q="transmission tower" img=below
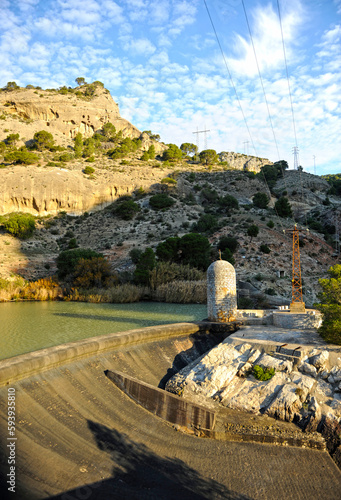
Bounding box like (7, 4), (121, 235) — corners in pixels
(192, 127), (210, 152)
(285, 225), (306, 312)
(313, 155), (316, 175)
(292, 146), (299, 170)
(243, 141), (250, 156)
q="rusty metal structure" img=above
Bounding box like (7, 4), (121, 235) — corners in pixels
(289, 225), (306, 313)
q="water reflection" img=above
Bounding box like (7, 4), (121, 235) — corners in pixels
(0, 302), (206, 361)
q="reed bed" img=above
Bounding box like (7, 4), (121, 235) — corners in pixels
(65, 284), (149, 303)
(153, 280), (207, 304)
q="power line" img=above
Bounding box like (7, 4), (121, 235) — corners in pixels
(203, 0), (288, 232)
(277, 0), (298, 150)
(241, 0), (281, 161)
(203, 0), (257, 157)
(192, 127), (210, 152)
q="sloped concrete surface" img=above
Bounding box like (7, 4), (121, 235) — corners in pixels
(0, 324), (340, 499)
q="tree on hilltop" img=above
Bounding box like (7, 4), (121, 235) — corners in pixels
(75, 77), (86, 86)
(143, 130), (161, 141)
(199, 149), (218, 165)
(162, 144), (182, 161)
(180, 143), (198, 157)
(4, 82), (19, 91)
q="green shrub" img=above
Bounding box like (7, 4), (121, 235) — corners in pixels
(247, 224), (259, 240)
(68, 238), (78, 249)
(178, 233), (211, 270)
(83, 165), (95, 175)
(33, 130), (55, 150)
(221, 248), (235, 265)
(149, 194), (175, 210)
(57, 248), (103, 279)
(4, 149), (39, 165)
(113, 199), (140, 220)
(274, 197), (292, 218)
(161, 177), (177, 185)
(156, 233), (211, 271)
(253, 365), (275, 381)
(192, 214), (218, 234)
(316, 264), (341, 344)
(267, 220), (274, 228)
(218, 194), (239, 212)
(253, 192), (269, 209)
(134, 248), (156, 285)
(73, 257), (116, 288)
(57, 152), (73, 162)
(2, 213), (35, 238)
(260, 244), (271, 254)
(129, 248), (143, 264)
(218, 236), (239, 254)
(162, 144), (182, 161)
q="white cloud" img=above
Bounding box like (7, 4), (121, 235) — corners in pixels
(122, 38), (156, 56)
(227, 2), (304, 77)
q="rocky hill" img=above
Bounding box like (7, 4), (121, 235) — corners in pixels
(0, 83), (340, 305)
(0, 84), (139, 146)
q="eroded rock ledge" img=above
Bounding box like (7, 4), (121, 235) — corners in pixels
(166, 337), (341, 465)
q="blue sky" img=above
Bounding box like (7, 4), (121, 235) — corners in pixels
(1, 0), (340, 175)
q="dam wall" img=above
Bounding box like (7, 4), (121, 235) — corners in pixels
(0, 322), (340, 500)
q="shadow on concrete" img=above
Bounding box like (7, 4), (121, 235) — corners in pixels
(52, 311), (186, 327)
(158, 331), (226, 389)
(48, 420), (249, 500)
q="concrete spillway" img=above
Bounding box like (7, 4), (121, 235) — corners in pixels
(0, 322), (340, 499)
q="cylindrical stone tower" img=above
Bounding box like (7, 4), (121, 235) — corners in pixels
(207, 259), (237, 322)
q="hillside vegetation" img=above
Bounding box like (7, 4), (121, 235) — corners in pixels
(0, 81), (340, 308)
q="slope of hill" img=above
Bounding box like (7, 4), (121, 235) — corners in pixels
(0, 83), (340, 305)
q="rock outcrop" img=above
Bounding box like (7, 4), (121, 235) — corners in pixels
(0, 86), (141, 145)
(0, 165), (151, 216)
(219, 151), (272, 173)
(166, 338), (341, 464)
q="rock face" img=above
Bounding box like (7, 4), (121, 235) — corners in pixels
(0, 87), (140, 145)
(0, 165), (144, 216)
(166, 338), (341, 463)
(219, 152), (272, 173)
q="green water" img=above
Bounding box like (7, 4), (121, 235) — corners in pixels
(0, 301), (206, 361)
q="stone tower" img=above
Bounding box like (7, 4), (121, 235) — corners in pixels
(207, 259), (237, 322)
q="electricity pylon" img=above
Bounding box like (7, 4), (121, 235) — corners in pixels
(285, 225), (306, 313)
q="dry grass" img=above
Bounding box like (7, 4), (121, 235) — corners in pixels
(0, 277), (61, 301)
(65, 284), (149, 303)
(154, 280), (207, 303)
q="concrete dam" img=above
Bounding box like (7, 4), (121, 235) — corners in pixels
(0, 322), (340, 500)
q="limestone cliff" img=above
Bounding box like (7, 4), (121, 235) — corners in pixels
(0, 86), (141, 146)
(0, 165), (168, 216)
(219, 151), (272, 172)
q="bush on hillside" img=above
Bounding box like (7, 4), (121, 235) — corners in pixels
(4, 149), (39, 165)
(149, 194), (175, 210)
(113, 199), (140, 220)
(73, 257), (117, 288)
(253, 192), (269, 209)
(274, 196), (292, 218)
(2, 213), (36, 238)
(316, 264), (341, 345)
(56, 248), (103, 279)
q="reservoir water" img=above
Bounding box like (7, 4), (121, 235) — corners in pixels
(0, 301), (206, 361)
